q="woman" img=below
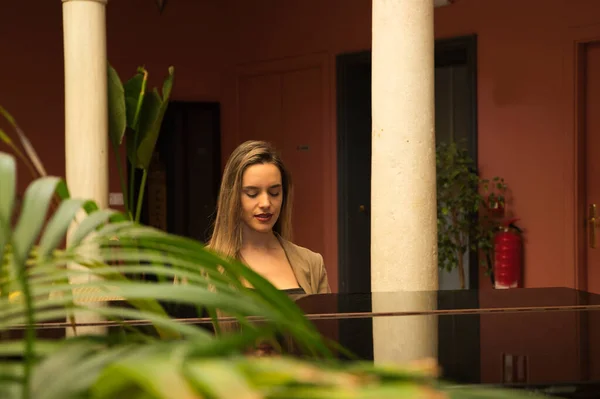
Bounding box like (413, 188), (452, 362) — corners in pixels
(208, 140), (331, 295)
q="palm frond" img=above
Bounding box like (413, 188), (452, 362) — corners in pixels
(0, 144), (552, 399)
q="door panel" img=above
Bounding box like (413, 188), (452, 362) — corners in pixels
(281, 67), (325, 254)
(238, 74), (282, 146)
(237, 66), (327, 263)
(583, 41), (600, 381)
(585, 42), (600, 295)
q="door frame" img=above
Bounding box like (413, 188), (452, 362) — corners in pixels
(336, 34), (479, 293)
(336, 49), (371, 294)
(567, 23), (600, 383)
(569, 25), (600, 291)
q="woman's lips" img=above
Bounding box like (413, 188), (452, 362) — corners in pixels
(254, 213), (273, 223)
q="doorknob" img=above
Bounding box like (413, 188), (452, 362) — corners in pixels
(589, 204), (600, 248)
(359, 205), (366, 213)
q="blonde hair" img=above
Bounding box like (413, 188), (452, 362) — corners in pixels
(207, 140), (293, 259)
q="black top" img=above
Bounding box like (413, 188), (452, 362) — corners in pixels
(282, 287), (306, 297)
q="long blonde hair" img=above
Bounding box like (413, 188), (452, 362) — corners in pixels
(207, 140), (293, 259)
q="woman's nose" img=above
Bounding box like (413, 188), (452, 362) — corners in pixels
(258, 193), (271, 208)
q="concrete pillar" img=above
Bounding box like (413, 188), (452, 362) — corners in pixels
(371, 0), (438, 293)
(62, 0), (109, 335)
(372, 291), (438, 365)
(370, 0), (438, 365)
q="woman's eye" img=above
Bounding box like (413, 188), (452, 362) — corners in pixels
(269, 191), (281, 197)
(246, 192), (258, 198)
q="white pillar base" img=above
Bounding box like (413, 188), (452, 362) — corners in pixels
(372, 291), (438, 365)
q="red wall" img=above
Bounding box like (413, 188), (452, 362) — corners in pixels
(3, 0), (600, 291)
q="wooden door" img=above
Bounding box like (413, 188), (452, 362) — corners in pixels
(581, 39), (600, 382)
(235, 56), (333, 288)
(584, 42), (600, 294)
(237, 68), (325, 255)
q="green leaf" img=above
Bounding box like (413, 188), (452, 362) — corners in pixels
(0, 127), (13, 145)
(12, 177), (61, 263)
(162, 66), (174, 100)
(135, 67), (174, 170)
(123, 71), (147, 131)
(31, 341), (137, 399)
(66, 209), (116, 249)
(0, 152), (16, 236)
(92, 352), (198, 399)
(38, 199), (89, 260)
(107, 64), (127, 147)
(183, 358), (256, 398)
(0, 106), (47, 177)
(123, 70), (147, 167)
(0, 152), (16, 297)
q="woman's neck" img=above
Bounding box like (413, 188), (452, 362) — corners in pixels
(241, 225), (279, 250)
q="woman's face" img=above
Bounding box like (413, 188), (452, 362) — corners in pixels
(240, 163), (283, 234)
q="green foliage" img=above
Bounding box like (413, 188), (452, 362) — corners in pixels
(107, 64), (174, 223)
(482, 176), (508, 212)
(436, 141), (501, 288)
(0, 148), (332, 397)
(0, 109), (544, 398)
(0, 147), (548, 398)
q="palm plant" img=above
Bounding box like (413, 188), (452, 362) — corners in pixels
(0, 111), (548, 398)
(107, 64), (174, 223)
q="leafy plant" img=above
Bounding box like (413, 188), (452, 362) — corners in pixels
(482, 176), (508, 213)
(436, 141), (504, 289)
(0, 148), (333, 397)
(107, 64), (174, 223)
(0, 111), (545, 398)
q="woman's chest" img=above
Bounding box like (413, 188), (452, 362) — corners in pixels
(241, 249), (299, 289)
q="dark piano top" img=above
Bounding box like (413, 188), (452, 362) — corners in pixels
(295, 287), (600, 320)
(5, 287), (600, 398)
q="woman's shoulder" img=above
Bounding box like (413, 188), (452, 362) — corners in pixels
(278, 237), (323, 266)
(277, 235), (331, 294)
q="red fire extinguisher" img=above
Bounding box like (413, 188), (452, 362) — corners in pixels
(493, 218), (523, 289)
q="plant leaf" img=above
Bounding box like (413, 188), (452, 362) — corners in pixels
(0, 106), (47, 177)
(38, 199), (90, 260)
(123, 70), (147, 131)
(135, 67), (174, 170)
(31, 341), (136, 399)
(12, 177), (61, 263)
(107, 64), (127, 147)
(66, 209), (116, 249)
(123, 70), (147, 166)
(0, 152), (16, 239)
(92, 352), (199, 399)
(0, 152), (16, 296)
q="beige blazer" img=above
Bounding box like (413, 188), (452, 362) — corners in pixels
(277, 236), (331, 295)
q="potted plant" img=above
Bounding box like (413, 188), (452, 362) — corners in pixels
(436, 141), (504, 289)
(107, 64), (174, 224)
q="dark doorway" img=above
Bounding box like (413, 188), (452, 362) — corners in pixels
(336, 36), (480, 379)
(336, 35), (479, 294)
(141, 101), (222, 243)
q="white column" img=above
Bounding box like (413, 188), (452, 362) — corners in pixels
(370, 0), (438, 366)
(371, 0), (438, 293)
(62, 0), (109, 335)
(371, 291), (438, 365)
